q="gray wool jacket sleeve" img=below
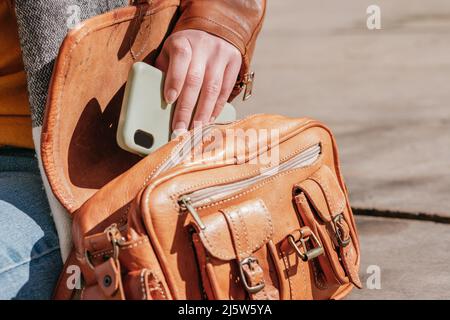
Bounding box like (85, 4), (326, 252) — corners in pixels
(14, 0), (128, 128)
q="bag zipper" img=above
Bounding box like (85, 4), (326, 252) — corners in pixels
(152, 119), (239, 177)
(179, 144), (321, 229)
(152, 125), (215, 177)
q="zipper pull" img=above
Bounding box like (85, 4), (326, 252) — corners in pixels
(242, 72), (255, 101)
(234, 71), (254, 101)
(179, 195), (206, 230)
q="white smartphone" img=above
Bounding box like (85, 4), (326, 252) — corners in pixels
(117, 62), (236, 156)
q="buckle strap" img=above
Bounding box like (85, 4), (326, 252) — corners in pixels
(332, 214), (362, 288)
(220, 200), (273, 297)
(84, 224), (126, 299)
(94, 257), (125, 299)
(84, 224), (125, 270)
(340, 241), (363, 288)
(288, 226), (324, 262)
(332, 214), (351, 247)
(238, 257), (266, 295)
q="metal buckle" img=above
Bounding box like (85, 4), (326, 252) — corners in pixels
(85, 224), (124, 270)
(238, 256), (265, 294)
(288, 228), (324, 262)
(332, 214), (351, 247)
(242, 72), (255, 101)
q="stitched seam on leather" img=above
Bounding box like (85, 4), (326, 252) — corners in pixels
(135, 136), (188, 205)
(90, 238), (149, 258)
(342, 246), (359, 284)
(201, 165), (317, 212)
(46, 23), (93, 209)
(170, 142), (322, 209)
(92, 249), (114, 258)
(144, 269), (167, 300)
(201, 200), (273, 260)
(140, 269), (147, 300)
(235, 208), (250, 257)
(257, 199), (274, 249)
(301, 257), (307, 300)
(256, 263), (270, 300)
(185, 160), (322, 214)
(143, 151), (177, 188)
(121, 238), (149, 249)
(252, 269), (269, 300)
(281, 253), (294, 299)
(345, 256), (358, 281)
(149, 273), (167, 300)
(311, 173), (345, 215)
(317, 175), (337, 213)
(200, 231), (233, 260)
(145, 115), (256, 205)
(226, 210), (243, 259)
(48, 20), (120, 209)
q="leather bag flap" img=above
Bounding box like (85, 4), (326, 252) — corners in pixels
(295, 166), (346, 222)
(41, 1), (179, 213)
(198, 199), (273, 261)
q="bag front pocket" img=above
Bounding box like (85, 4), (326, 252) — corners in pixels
(191, 199), (281, 300)
(293, 165), (362, 290)
(179, 144), (322, 300)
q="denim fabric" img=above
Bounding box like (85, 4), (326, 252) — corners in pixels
(0, 147), (62, 299)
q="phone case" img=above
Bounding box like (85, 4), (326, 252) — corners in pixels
(117, 62), (236, 156)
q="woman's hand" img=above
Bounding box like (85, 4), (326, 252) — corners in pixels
(155, 29), (242, 136)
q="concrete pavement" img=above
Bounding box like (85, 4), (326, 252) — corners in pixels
(348, 216), (450, 299)
(235, 0), (450, 217)
(233, 0), (450, 299)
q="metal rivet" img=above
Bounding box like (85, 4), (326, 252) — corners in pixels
(103, 275), (112, 288)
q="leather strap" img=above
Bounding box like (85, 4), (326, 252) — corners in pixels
(84, 224), (126, 299)
(221, 202), (270, 300)
(142, 269), (169, 300)
(124, 0), (155, 61)
(240, 258), (269, 300)
(94, 257), (125, 299)
(335, 218), (362, 288)
(123, 269), (169, 300)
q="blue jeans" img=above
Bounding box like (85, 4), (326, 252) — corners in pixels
(0, 147), (62, 299)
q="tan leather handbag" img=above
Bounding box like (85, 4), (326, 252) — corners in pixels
(42, 0), (361, 300)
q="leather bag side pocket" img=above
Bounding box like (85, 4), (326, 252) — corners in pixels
(294, 166), (362, 289)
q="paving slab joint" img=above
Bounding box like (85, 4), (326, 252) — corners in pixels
(353, 208), (450, 225)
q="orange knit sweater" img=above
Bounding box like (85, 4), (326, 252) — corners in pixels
(0, 0), (33, 149)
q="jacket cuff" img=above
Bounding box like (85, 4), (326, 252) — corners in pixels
(173, 1), (266, 101)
